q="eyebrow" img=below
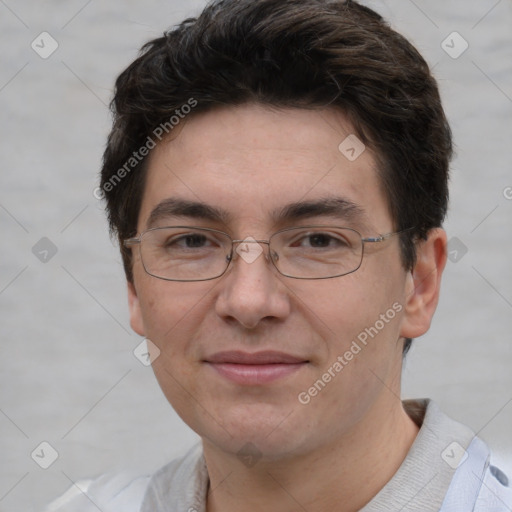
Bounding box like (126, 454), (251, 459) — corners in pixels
(272, 197), (367, 226)
(146, 196), (368, 229)
(147, 198), (231, 228)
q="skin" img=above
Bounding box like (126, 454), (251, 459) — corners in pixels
(127, 104), (447, 512)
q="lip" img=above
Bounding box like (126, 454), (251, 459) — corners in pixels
(204, 351), (309, 385)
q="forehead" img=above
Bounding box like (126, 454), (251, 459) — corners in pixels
(138, 104), (391, 233)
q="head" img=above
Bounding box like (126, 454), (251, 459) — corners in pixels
(100, 0), (451, 459)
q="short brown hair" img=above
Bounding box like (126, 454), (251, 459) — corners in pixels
(100, 0), (453, 354)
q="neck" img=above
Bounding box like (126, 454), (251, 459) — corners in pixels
(204, 398), (420, 512)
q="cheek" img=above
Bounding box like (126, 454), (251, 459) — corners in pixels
(137, 280), (218, 361)
(297, 269), (405, 355)
(140, 284), (213, 419)
(296, 302), (404, 433)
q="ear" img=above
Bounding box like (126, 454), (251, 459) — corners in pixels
(127, 280), (145, 336)
(400, 228), (447, 339)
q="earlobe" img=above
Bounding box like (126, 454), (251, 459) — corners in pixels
(400, 228), (447, 339)
(127, 280), (146, 336)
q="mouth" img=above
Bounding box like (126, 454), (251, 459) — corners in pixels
(204, 351), (309, 385)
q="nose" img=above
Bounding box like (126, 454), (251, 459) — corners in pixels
(214, 239), (291, 330)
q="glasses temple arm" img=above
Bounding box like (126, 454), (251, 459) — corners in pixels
(123, 238), (141, 247)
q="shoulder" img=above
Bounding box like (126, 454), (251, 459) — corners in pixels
(402, 400), (511, 511)
(438, 426), (512, 511)
(43, 472), (151, 512)
(140, 443), (208, 511)
(474, 462), (512, 511)
(42, 445), (205, 512)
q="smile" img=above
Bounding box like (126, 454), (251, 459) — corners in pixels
(204, 351), (309, 385)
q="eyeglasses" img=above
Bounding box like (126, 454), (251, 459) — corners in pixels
(124, 225), (407, 281)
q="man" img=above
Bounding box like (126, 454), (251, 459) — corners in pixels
(47, 0), (511, 510)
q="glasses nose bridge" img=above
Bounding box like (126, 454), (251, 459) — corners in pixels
(231, 238), (270, 246)
(229, 238), (274, 266)
(230, 238), (271, 254)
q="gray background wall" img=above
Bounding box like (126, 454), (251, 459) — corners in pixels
(1, 1), (511, 511)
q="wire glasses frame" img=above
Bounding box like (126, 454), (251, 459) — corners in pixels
(124, 225), (410, 282)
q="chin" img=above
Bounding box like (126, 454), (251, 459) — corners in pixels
(194, 402), (313, 459)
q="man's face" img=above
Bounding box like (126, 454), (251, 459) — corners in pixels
(128, 104), (415, 459)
